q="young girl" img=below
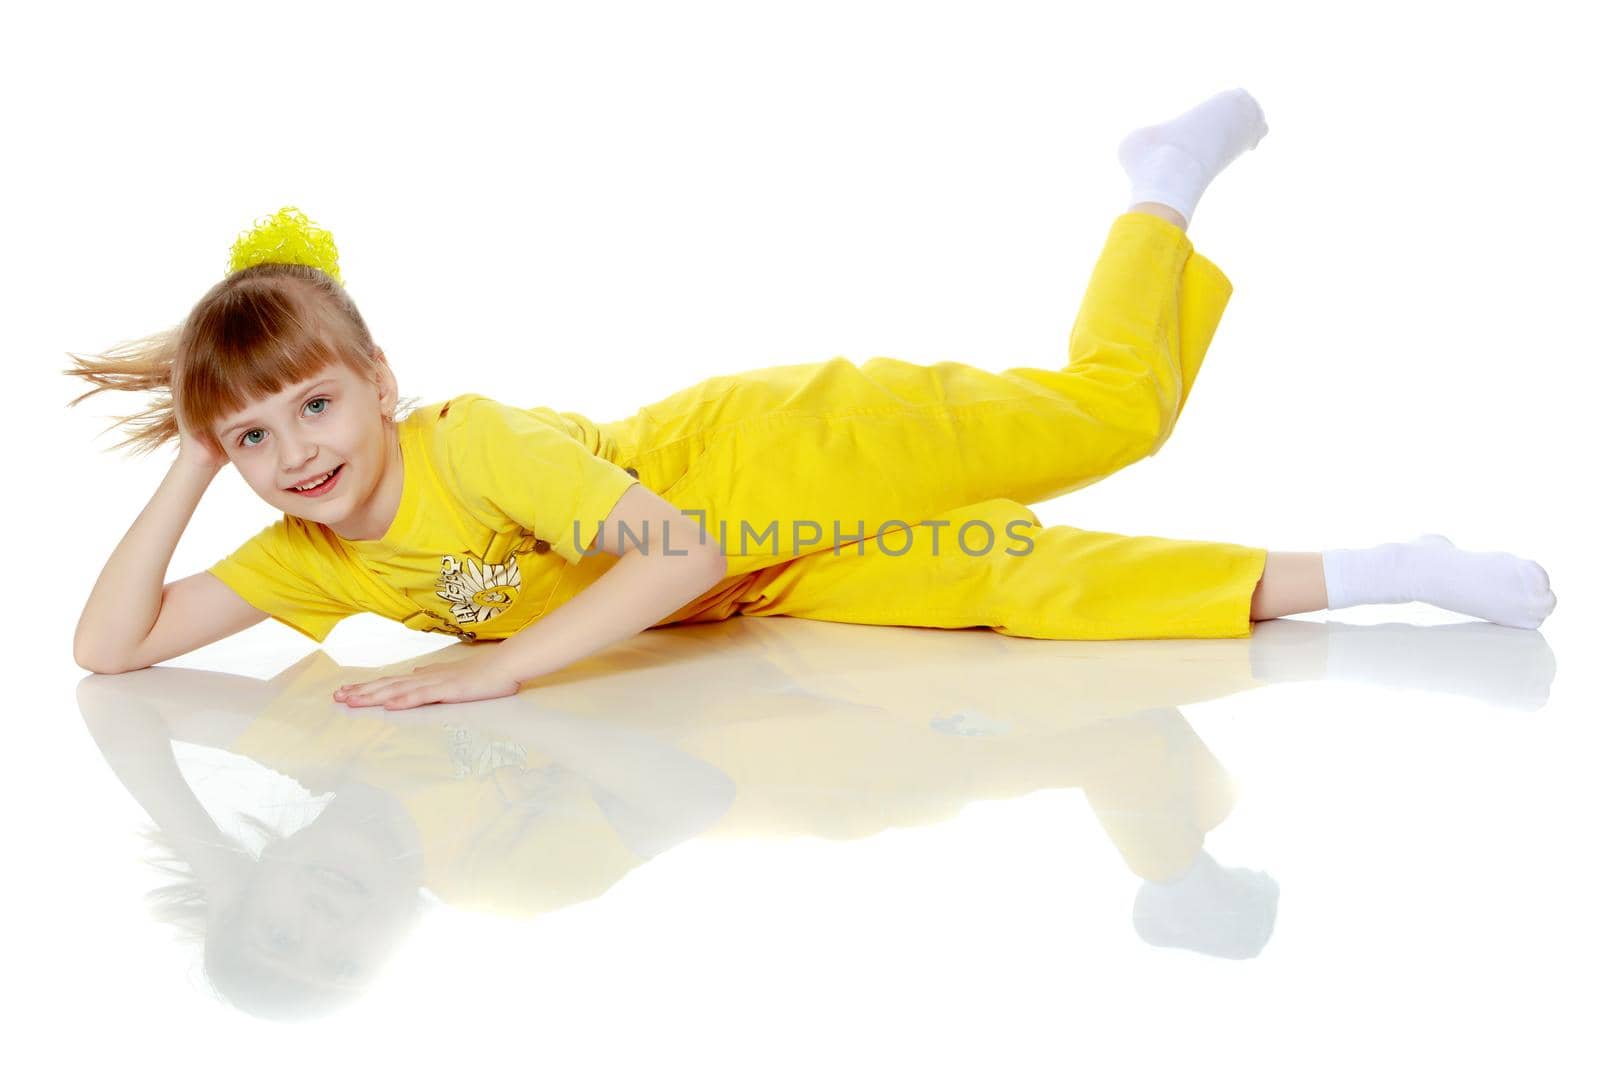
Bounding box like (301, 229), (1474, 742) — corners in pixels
(68, 88), (1557, 710)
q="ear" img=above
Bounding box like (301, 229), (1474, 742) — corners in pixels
(372, 349), (400, 417)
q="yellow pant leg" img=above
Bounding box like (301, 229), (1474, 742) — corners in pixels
(700, 498), (1267, 640)
(599, 211), (1233, 575)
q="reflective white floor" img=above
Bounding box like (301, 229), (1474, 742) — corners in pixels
(21, 604), (1595, 1059)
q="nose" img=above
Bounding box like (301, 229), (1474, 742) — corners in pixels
(280, 431), (320, 473)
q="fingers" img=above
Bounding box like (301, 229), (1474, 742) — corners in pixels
(335, 675), (436, 709)
(335, 661), (463, 702)
(371, 684), (439, 710)
(337, 672), (421, 699)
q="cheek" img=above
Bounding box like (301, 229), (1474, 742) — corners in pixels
(233, 456), (276, 494)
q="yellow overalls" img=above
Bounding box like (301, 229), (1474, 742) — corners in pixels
(574, 210), (1268, 640)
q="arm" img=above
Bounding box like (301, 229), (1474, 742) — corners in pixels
(76, 673), (242, 884)
(73, 450), (234, 673)
(80, 660), (277, 748)
(484, 482), (728, 686)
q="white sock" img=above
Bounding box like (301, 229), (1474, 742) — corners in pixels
(1321, 534), (1557, 630)
(1118, 87), (1269, 226)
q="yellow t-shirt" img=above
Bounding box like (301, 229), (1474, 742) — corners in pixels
(207, 393), (641, 643)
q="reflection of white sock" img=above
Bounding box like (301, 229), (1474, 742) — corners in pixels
(1323, 621), (1557, 712)
(1118, 88), (1269, 225)
(1132, 851), (1280, 960)
(1321, 534), (1558, 630)
(1249, 618), (1557, 712)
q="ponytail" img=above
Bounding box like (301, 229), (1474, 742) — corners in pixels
(63, 324), (187, 459)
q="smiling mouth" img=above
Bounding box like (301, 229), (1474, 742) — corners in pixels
(287, 464), (345, 494)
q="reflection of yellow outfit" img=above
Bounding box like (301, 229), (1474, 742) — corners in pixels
(212, 210), (1267, 643)
(599, 210), (1268, 639)
(236, 651), (646, 917)
(222, 614), (1257, 917)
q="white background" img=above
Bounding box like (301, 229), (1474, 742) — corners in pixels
(5, 1), (1595, 1062)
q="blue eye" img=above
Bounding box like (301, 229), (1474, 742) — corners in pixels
(236, 396), (332, 448)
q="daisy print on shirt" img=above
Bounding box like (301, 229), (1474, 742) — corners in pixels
(404, 529), (559, 642)
(436, 553), (521, 627)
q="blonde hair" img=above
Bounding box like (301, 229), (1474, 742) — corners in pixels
(63, 208), (419, 459)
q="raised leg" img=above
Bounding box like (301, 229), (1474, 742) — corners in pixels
(630, 211), (1238, 575)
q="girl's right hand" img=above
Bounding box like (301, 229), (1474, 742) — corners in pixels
(176, 423), (229, 474)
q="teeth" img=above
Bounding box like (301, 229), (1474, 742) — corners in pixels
(291, 467), (337, 491)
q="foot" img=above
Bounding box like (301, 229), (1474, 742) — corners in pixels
(1403, 533), (1557, 629)
(1118, 87), (1269, 225)
(1323, 534), (1558, 630)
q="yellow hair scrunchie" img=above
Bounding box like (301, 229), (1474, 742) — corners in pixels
(225, 205), (343, 286)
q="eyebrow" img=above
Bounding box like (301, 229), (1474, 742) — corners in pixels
(221, 379), (338, 438)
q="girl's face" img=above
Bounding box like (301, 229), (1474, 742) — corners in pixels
(212, 782), (424, 991)
(216, 353), (402, 540)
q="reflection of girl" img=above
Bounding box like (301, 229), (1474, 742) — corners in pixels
(69, 88), (1554, 709)
(80, 619), (1283, 1017)
(77, 667), (427, 1022)
(76, 650), (731, 1020)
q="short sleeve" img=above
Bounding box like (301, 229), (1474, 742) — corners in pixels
(207, 518), (360, 643)
(444, 395), (640, 566)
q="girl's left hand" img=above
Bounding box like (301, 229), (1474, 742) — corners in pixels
(334, 661), (522, 710)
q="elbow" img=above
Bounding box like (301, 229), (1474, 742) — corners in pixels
(700, 542), (729, 583)
(632, 541), (725, 585)
(663, 518), (726, 582)
(72, 638), (105, 674)
(75, 654), (130, 676)
(684, 532), (728, 585)
(73, 641), (137, 676)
